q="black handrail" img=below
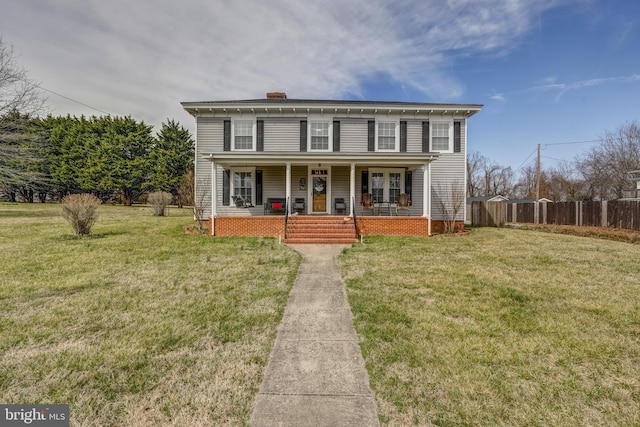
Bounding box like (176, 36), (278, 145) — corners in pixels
(284, 197), (290, 240)
(352, 196), (359, 239)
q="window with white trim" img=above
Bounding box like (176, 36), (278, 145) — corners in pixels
(310, 122), (329, 150)
(233, 120), (254, 150)
(369, 168), (405, 203)
(231, 167), (255, 203)
(378, 122), (396, 151)
(431, 122), (451, 152)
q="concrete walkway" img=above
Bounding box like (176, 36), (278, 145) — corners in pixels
(250, 244), (380, 427)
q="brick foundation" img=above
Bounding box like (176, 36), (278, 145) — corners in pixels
(205, 216), (464, 238)
(357, 217), (429, 237)
(211, 216), (285, 237)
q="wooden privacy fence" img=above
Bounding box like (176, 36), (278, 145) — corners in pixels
(471, 201), (506, 227)
(504, 200), (640, 231)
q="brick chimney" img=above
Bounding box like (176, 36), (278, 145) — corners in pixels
(266, 91), (287, 99)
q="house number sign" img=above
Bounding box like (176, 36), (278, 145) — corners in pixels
(311, 169), (328, 175)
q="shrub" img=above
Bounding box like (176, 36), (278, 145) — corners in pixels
(61, 194), (102, 235)
(148, 191), (173, 216)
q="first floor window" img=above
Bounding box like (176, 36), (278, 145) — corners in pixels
(310, 122), (329, 150)
(233, 170), (253, 203)
(389, 172), (401, 204)
(371, 172), (384, 202)
(234, 120), (253, 150)
(378, 122), (396, 150)
(432, 122), (450, 152)
(369, 168), (405, 203)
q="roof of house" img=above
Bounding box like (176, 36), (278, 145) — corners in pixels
(467, 195), (508, 203)
(506, 198), (554, 204)
(182, 97), (483, 118)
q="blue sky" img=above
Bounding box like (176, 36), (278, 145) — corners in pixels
(1, 0), (639, 175)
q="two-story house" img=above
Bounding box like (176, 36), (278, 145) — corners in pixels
(182, 93), (482, 242)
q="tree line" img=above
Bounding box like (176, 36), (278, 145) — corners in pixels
(0, 112), (194, 205)
(467, 121), (640, 201)
(0, 37), (194, 206)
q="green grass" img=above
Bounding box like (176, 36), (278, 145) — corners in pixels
(0, 203), (300, 426)
(340, 229), (640, 426)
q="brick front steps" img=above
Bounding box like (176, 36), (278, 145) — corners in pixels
(284, 216), (358, 244)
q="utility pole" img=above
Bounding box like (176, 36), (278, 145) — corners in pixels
(536, 143), (541, 201)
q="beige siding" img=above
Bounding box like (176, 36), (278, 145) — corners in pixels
(195, 118), (224, 218)
(263, 118), (300, 152)
(331, 166), (351, 214)
(340, 119), (368, 153)
(406, 120), (423, 153)
(430, 119), (466, 221)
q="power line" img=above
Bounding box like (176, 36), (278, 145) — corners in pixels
(33, 83), (113, 116)
(542, 139), (602, 148)
(515, 147), (538, 172)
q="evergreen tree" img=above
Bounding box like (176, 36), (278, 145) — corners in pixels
(147, 119), (194, 206)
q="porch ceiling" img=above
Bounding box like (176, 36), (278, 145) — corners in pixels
(202, 152), (438, 168)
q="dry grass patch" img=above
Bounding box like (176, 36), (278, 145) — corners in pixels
(340, 229), (640, 426)
(0, 203), (300, 426)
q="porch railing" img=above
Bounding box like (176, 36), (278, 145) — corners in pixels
(352, 196), (359, 239)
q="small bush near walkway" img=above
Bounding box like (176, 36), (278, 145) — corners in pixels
(148, 191), (173, 216)
(61, 193), (101, 235)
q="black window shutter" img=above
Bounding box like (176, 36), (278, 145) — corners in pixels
(367, 120), (375, 151)
(257, 120), (264, 151)
(300, 120), (307, 152)
(405, 171), (412, 200)
(361, 170), (368, 194)
(222, 169), (230, 205)
(400, 121), (407, 152)
(223, 120), (231, 151)
(256, 170), (263, 205)
(333, 120), (340, 152)
(454, 121), (461, 153)
(422, 121), (429, 153)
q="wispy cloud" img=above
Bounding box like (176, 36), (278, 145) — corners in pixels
(524, 74), (640, 100)
(0, 0), (576, 129)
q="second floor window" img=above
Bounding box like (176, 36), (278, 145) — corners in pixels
(432, 122), (450, 152)
(378, 122), (396, 151)
(310, 122), (329, 150)
(234, 120), (253, 150)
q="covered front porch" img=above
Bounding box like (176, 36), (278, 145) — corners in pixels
(204, 152), (437, 237)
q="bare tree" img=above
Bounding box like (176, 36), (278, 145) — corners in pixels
(0, 37), (45, 116)
(546, 162), (592, 201)
(467, 151), (515, 198)
(436, 180), (466, 233)
(193, 177), (210, 230)
(466, 150), (484, 197)
(577, 121), (640, 200)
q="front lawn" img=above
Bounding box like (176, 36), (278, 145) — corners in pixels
(340, 229), (640, 426)
(0, 203), (299, 426)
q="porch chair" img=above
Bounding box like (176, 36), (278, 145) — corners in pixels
(232, 194), (253, 208)
(293, 197), (305, 214)
(360, 192), (375, 215)
(396, 193), (412, 216)
(334, 197), (347, 215)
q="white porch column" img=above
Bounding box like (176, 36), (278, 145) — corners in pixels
(423, 162), (431, 235)
(211, 161), (217, 236)
(349, 162), (356, 216)
(285, 161), (292, 213)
